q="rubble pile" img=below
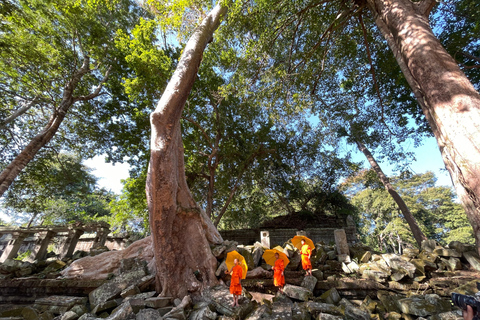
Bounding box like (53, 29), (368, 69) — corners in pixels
(0, 236), (479, 320)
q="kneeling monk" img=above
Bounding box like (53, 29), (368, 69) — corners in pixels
(300, 239), (313, 276)
(273, 252), (285, 294)
(226, 258), (243, 307)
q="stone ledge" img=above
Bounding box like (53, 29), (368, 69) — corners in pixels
(0, 278), (106, 303)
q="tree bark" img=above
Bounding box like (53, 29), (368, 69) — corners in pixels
(355, 139), (427, 247)
(0, 57), (104, 197)
(146, 2), (227, 298)
(369, 0), (480, 254)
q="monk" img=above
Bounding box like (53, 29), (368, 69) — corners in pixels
(225, 258), (243, 307)
(300, 239), (313, 276)
(273, 252), (285, 294)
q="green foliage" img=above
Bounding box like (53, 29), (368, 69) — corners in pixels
(2, 152), (113, 226)
(344, 170), (473, 251)
(108, 171), (149, 235)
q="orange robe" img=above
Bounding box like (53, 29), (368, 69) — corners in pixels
(230, 265), (243, 295)
(273, 258), (285, 287)
(300, 244), (312, 270)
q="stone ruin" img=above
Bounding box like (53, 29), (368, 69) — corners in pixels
(0, 222), (128, 264)
(0, 229), (479, 320)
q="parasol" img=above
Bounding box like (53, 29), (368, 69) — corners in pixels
(225, 250), (248, 279)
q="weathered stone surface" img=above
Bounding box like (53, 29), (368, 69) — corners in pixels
(421, 240), (437, 253)
(237, 247), (255, 271)
(61, 311), (79, 320)
(188, 304), (217, 320)
(291, 302), (310, 320)
(396, 294), (451, 317)
(314, 314), (342, 320)
(334, 229), (349, 256)
(463, 251), (480, 272)
(340, 298), (370, 320)
(145, 297), (172, 309)
(203, 285), (254, 318)
(448, 242), (465, 254)
(61, 236), (155, 280)
(381, 254), (416, 278)
(247, 267), (272, 279)
(77, 314), (99, 320)
(337, 254), (351, 263)
(89, 268), (148, 307)
(433, 248), (462, 258)
(244, 304), (272, 320)
(252, 243), (265, 268)
(109, 301), (134, 320)
(270, 302), (292, 319)
(360, 251), (372, 264)
(285, 252), (301, 271)
(301, 275), (317, 292)
(91, 300), (118, 315)
(21, 307), (39, 320)
(362, 270), (389, 282)
(34, 296), (88, 315)
(120, 285), (140, 298)
(311, 247), (328, 266)
(283, 284), (313, 302)
(0, 259), (22, 274)
(361, 295), (377, 314)
(305, 301), (343, 317)
(311, 269), (323, 281)
(342, 261), (359, 274)
(377, 291), (402, 313)
(135, 308), (163, 320)
(319, 288), (341, 305)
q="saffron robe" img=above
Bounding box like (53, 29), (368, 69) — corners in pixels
(230, 265), (243, 295)
(273, 258), (285, 287)
(300, 244), (312, 270)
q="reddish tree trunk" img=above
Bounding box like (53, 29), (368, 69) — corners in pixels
(147, 3), (227, 298)
(355, 139), (427, 247)
(370, 0), (480, 254)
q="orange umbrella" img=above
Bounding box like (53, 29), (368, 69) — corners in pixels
(225, 250), (248, 279)
(291, 235), (315, 251)
(262, 247), (290, 267)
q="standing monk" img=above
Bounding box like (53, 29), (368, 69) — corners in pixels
(300, 239), (313, 276)
(225, 258), (243, 307)
(273, 252), (285, 294)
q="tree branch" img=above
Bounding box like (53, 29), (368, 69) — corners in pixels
(416, 0), (437, 17)
(0, 96), (39, 130)
(73, 65), (112, 102)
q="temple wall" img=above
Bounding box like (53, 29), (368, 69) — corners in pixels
(219, 226), (357, 247)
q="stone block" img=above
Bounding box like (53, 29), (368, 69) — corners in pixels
(34, 296), (88, 315)
(109, 301), (134, 320)
(283, 284), (313, 302)
(463, 251), (480, 272)
(144, 297), (172, 309)
(301, 275), (317, 292)
(396, 294), (451, 317)
(305, 301), (343, 317)
(319, 288), (341, 305)
(21, 307), (39, 320)
(120, 285), (140, 298)
(135, 308), (162, 320)
(60, 311), (79, 320)
(433, 248), (462, 258)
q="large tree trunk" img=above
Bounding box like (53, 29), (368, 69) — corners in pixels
(0, 57), (99, 197)
(355, 139), (427, 247)
(369, 0), (480, 254)
(147, 3), (227, 298)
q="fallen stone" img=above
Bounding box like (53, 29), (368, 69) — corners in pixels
(334, 229), (350, 256)
(463, 251), (480, 272)
(60, 311), (79, 320)
(244, 304), (272, 320)
(301, 275), (317, 292)
(311, 269), (323, 281)
(188, 303), (217, 320)
(381, 254), (416, 278)
(21, 307), (39, 320)
(145, 297), (172, 309)
(362, 270), (389, 282)
(283, 284), (313, 302)
(396, 294), (451, 317)
(120, 285), (140, 298)
(292, 302), (310, 320)
(252, 243), (265, 268)
(433, 248), (462, 258)
(246, 267), (272, 279)
(305, 301), (343, 317)
(237, 247), (255, 271)
(89, 268), (148, 308)
(319, 288), (341, 305)
(109, 300), (134, 320)
(377, 291), (402, 313)
(270, 302), (292, 319)
(33, 296), (88, 315)
(91, 300), (118, 315)
(421, 240), (437, 253)
(135, 308), (163, 320)
(448, 242), (465, 254)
